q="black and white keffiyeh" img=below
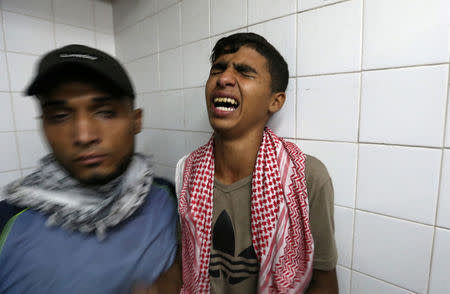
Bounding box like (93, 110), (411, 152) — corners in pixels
(1, 153), (154, 240)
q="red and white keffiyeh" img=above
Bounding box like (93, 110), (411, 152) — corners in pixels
(176, 127), (314, 293)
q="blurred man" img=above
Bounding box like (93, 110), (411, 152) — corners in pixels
(176, 33), (338, 293)
(0, 45), (180, 294)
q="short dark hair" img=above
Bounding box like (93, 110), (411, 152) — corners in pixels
(210, 32), (289, 93)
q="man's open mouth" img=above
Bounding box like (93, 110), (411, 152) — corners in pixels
(213, 97), (239, 112)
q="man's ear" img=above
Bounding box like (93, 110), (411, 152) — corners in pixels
(133, 108), (143, 134)
(268, 92), (286, 114)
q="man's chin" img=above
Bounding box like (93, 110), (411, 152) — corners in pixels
(74, 170), (120, 186)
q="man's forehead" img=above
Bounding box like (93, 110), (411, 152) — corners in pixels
(213, 46), (269, 70)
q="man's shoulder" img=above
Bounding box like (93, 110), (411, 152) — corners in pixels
(304, 154), (331, 188)
(0, 201), (25, 233)
(151, 177), (177, 203)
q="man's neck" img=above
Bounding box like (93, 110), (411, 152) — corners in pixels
(214, 127), (264, 185)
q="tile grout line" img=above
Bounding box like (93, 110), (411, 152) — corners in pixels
(350, 268), (417, 294)
(295, 62), (449, 78)
(1, 8), (110, 35)
(294, 9), (299, 139)
(0, 8), (24, 176)
(92, 0), (98, 48)
(124, 51), (448, 80)
(354, 207), (436, 228)
(350, 0), (365, 290)
(426, 65), (450, 294)
(114, 0), (179, 35)
(51, 0), (57, 48)
(138, 126), (450, 151)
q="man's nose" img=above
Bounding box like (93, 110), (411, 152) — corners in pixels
(216, 68), (236, 88)
(73, 115), (100, 147)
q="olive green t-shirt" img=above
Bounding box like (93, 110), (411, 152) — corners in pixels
(209, 155), (337, 294)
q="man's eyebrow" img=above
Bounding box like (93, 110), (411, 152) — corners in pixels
(41, 100), (67, 109)
(210, 62), (227, 71)
(41, 96), (120, 108)
(233, 63), (257, 74)
(92, 96), (120, 104)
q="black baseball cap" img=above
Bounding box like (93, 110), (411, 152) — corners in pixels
(26, 44), (135, 98)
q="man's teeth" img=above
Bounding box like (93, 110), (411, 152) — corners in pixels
(213, 97), (238, 105)
(216, 106), (235, 111)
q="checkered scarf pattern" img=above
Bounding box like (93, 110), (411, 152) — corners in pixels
(178, 127), (314, 293)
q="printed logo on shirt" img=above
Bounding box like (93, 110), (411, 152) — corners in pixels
(209, 210), (259, 284)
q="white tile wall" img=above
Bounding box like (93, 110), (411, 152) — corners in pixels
(185, 131), (211, 153)
(11, 93), (40, 131)
(158, 90), (184, 129)
(184, 87), (212, 132)
(267, 78), (296, 138)
(154, 164), (175, 180)
(297, 0), (362, 76)
(54, 0), (95, 29)
(437, 149), (450, 229)
(6, 52), (39, 92)
(429, 228), (450, 294)
(112, 0), (138, 33)
(181, 0), (209, 44)
(298, 0), (344, 11)
(125, 54), (159, 93)
(353, 211), (433, 293)
(297, 73), (360, 141)
(357, 144), (441, 225)
(0, 170), (21, 188)
(0, 51), (10, 91)
(249, 14), (297, 77)
(94, 0), (114, 34)
(95, 32), (115, 56)
(138, 92), (157, 128)
(359, 65), (448, 147)
(3, 12), (54, 54)
(182, 38), (210, 88)
(166, 130), (186, 167)
(0, 93), (14, 132)
(0, 0), (53, 20)
(336, 265), (351, 294)
(351, 271), (415, 294)
(55, 23), (96, 48)
(210, 0), (247, 35)
(0, 132), (20, 172)
(362, 0), (450, 70)
(248, 0), (296, 25)
(110, 1), (450, 292)
(446, 90), (450, 148)
(116, 15), (158, 62)
(0, 12), (4, 50)
(135, 0), (157, 22)
(297, 140), (358, 207)
(159, 47), (183, 90)
(157, 0), (178, 12)
(334, 206), (353, 267)
(0, 0), (115, 185)
(16, 131), (48, 169)
(158, 4), (181, 51)
(136, 129), (167, 162)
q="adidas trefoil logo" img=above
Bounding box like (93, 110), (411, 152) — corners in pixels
(209, 210), (258, 285)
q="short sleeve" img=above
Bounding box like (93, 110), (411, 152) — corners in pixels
(175, 154), (189, 197)
(305, 155), (338, 271)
